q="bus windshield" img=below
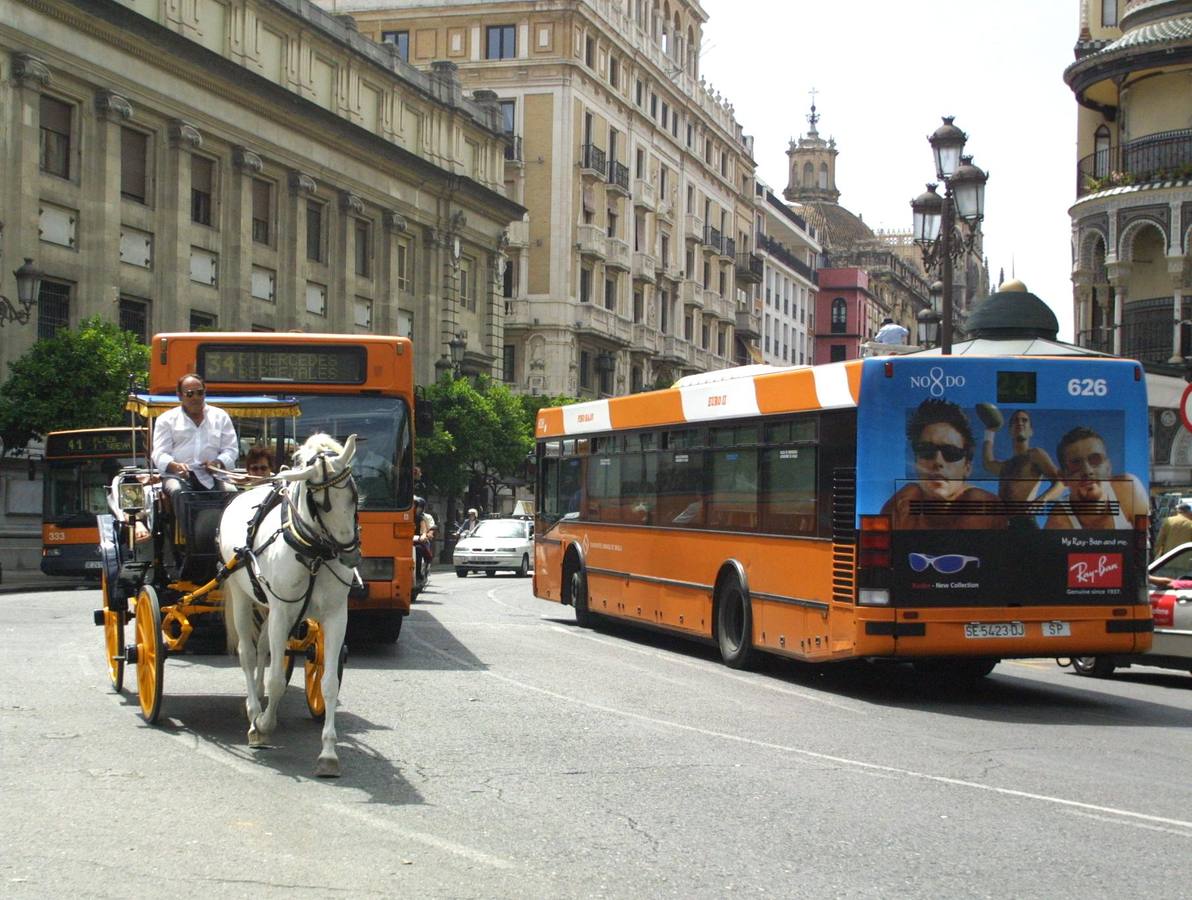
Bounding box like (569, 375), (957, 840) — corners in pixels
(44, 457), (133, 525)
(234, 394), (412, 511)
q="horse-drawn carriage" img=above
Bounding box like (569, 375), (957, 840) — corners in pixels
(94, 393), (359, 776)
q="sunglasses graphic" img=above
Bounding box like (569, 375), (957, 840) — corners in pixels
(912, 441), (969, 463)
(908, 553), (980, 574)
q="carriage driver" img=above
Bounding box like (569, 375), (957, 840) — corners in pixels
(152, 373), (239, 505)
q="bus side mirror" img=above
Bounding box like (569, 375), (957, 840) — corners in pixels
(415, 398), (434, 436)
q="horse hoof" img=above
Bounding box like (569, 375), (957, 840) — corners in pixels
(315, 757), (340, 778)
(248, 725), (264, 748)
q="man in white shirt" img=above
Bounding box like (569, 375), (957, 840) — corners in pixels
(874, 317), (910, 345)
(152, 373), (238, 503)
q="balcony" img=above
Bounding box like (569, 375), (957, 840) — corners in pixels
(758, 233), (818, 284)
(721, 237), (736, 260)
(506, 219), (529, 249)
(661, 335), (692, 365)
(632, 251), (657, 283)
(703, 288), (720, 311)
(503, 134), (523, 165)
(680, 279), (702, 308)
(1076, 130), (1192, 198)
(656, 197), (674, 223)
(703, 224), (723, 254)
(605, 236), (631, 270)
(735, 308), (761, 340)
(574, 302), (632, 346)
(576, 223), (606, 259)
(735, 251), (763, 284)
(1119, 296), (1179, 364)
(632, 322), (660, 353)
(633, 178), (656, 209)
(606, 160), (630, 196)
(580, 143), (606, 179)
(684, 213), (704, 242)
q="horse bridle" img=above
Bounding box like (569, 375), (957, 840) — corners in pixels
(283, 451), (360, 566)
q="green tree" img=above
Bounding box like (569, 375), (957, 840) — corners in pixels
(0, 317), (148, 454)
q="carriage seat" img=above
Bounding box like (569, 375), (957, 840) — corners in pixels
(171, 489), (237, 580)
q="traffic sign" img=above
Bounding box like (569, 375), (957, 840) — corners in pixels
(1180, 383), (1192, 433)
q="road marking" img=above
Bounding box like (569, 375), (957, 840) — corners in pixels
(332, 804), (516, 869)
(407, 633), (1192, 834)
(1066, 809), (1192, 839)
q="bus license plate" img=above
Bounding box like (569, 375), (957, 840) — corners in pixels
(84, 561), (103, 569)
(1041, 620), (1071, 637)
(964, 621), (1025, 639)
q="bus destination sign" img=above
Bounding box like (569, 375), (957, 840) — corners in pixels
(198, 344), (367, 385)
(46, 431), (139, 458)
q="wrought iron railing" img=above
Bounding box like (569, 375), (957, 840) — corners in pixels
(1119, 296), (1179, 363)
(607, 159), (629, 192)
(580, 143), (606, 174)
(703, 224), (722, 253)
(1076, 129), (1192, 197)
(758, 233), (818, 284)
(721, 237), (736, 259)
(735, 252), (763, 281)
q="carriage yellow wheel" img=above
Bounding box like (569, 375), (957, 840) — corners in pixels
(101, 569), (126, 693)
(303, 623), (347, 723)
(134, 586), (165, 724)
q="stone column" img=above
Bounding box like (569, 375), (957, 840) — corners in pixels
(380, 210), (408, 336)
(283, 170), (317, 330)
(1171, 255), (1188, 360)
(1071, 270), (1093, 348)
(158, 119), (202, 332)
(227, 146), (262, 330)
(336, 190), (364, 333)
(1107, 261), (1131, 357)
(87, 90), (133, 324)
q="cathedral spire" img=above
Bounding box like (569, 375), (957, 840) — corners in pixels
(807, 87), (819, 136)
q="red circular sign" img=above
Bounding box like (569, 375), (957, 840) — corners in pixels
(1180, 383), (1192, 433)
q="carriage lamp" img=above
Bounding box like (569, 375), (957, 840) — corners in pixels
(910, 117), (988, 354)
(118, 481), (146, 512)
(0, 257), (44, 328)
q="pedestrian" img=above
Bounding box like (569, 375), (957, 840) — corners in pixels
(874, 317), (909, 345)
(1154, 500), (1192, 558)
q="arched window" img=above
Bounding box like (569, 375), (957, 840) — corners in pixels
(802, 162), (813, 186)
(687, 26), (696, 76)
(1094, 125), (1111, 178)
(818, 162), (829, 190)
(831, 297), (847, 334)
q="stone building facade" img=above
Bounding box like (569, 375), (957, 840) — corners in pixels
(1065, 0), (1192, 367)
(322, 0), (761, 397)
(0, 0), (523, 390)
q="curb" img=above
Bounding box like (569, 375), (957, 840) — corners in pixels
(0, 574), (96, 594)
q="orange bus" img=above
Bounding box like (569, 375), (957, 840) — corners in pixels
(42, 427), (146, 578)
(149, 332), (415, 641)
(533, 355), (1153, 679)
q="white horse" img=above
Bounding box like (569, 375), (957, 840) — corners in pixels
(219, 433), (360, 777)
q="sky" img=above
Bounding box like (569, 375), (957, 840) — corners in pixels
(698, 0), (1080, 339)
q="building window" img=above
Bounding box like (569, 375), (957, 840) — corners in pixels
(585, 34), (595, 67)
(831, 297), (847, 333)
(381, 30), (409, 61)
(604, 276), (616, 311)
(39, 95), (72, 179)
(499, 99), (516, 135)
(636, 148), (645, 179)
(635, 79), (644, 107)
(502, 256), (516, 298)
(608, 55), (619, 88)
(633, 290), (643, 323)
(580, 266), (592, 303)
(354, 219), (371, 277)
(701, 321), (710, 349)
(487, 24), (516, 59)
(118, 297), (149, 342)
(306, 201), (324, 262)
(1102, 0), (1117, 26)
(686, 123), (693, 148)
(717, 328), (726, 357)
(685, 312), (694, 341)
(37, 280), (71, 339)
(305, 282), (327, 316)
(190, 309), (218, 331)
(459, 258), (473, 310)
(830, 344), (846, 362)
(1093, 125), (1111, 178)
(503, 344), (515, 382)
(660, 234), (669, 268)
(120, 128), (148, 203)
(354, 297), (372, 330)
(650, 94), (657, 119)
(191, 155), (214, 226)
(251, 179), (272, 245)
(660, 289), (669, 332)
(397, 240), (411, 292)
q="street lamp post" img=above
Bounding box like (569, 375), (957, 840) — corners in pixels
(910, 117), (988, 355)
(448, 332), (466, 378)
(0, 257), (44, 328)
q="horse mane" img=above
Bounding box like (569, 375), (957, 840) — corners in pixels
(292, 432), (344, 467)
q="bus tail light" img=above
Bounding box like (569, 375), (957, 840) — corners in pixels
(858, 515), (891, 569)
(858, 588), (889, 606)
(358, 557), (395, 582)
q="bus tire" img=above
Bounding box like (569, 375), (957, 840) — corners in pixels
(1072, 656), (1116, 678)
(716, 576), (756, 670)
(568, 561), (592, 628)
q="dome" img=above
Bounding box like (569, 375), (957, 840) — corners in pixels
(963, 281), (1059, 340)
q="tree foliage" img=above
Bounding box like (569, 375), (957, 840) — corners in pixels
(0, 317), (149, 454)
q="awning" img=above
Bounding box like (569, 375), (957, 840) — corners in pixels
(125, 393), (302, 419)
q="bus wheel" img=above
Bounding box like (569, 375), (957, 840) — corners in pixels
(716, 577), (756, 670)
(569, 563), (592, 628)
(1072, 656), (1116, 678)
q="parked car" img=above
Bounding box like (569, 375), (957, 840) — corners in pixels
(453, 518), (533, 578)
(1070, 541), (1192, 679)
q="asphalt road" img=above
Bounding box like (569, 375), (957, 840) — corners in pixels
(2, 574), (1190, 898)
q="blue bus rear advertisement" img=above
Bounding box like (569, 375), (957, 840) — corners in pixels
(856, 357), (1150, 610)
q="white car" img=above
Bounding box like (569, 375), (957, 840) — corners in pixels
(453, 518), (533, 578)
(1071, 541), (1192, 679)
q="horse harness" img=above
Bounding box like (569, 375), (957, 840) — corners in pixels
(225, 451), (360, 631)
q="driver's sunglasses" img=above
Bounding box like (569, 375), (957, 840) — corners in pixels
(912, 441), (969, 463)
(183, 388), (206, 398)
